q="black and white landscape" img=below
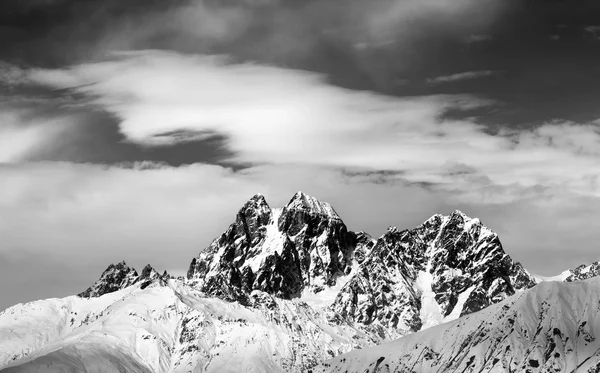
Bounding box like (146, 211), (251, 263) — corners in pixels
(2, 0), (600, 372)
(2, 193), (600, 372)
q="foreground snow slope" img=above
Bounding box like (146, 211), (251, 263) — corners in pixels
(0, 280), (376, 373)
(310, 277), (600, 373)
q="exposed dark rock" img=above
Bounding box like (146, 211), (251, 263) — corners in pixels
(186, 191), (357, 303)
(330, 211), (537, 333)
(565, 262), (600, 282)
(78, 261), (139, 298)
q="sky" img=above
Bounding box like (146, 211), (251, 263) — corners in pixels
(2, 0), (600, 310)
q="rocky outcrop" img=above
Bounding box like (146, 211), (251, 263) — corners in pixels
(78, 262), (170, 298)
(186, 192), (356, 302)
(137, 264), (170, 289)
(78, 261), (139, 298)
(330, 210), (537, 334)
(565, 262), (600, 282)
(352, 231), (376, 265)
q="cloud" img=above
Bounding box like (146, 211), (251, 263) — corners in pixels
(427, 70), (502, 84)
(0, 62), (28, 86)
(584, 25), (600, 34)
(18, 50), (600, 203)
(583, 25), (600, 41)
(0, 104), (76, 162)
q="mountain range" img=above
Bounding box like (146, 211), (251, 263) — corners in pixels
(1, 192), (599, 372)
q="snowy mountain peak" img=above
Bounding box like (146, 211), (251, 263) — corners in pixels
(138, 264), (165, 282)
(286, 191), (340, 220)
(423, 213), (444, 225)
(449, 209), (468, 218)
(242, 192), (269, 208)
(186, 191), (355, 303)
(386, 225), (400, 233)
(330, 210), (536, 335)
(78, 261), (139, 298)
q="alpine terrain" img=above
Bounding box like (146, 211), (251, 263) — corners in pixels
(0, 192), (598, 373)
(311, 277), (600, 373)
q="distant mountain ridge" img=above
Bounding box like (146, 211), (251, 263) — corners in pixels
(1, 192), (599, 372)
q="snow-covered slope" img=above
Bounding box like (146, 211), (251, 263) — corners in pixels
(0, 278), (376, 373)
(311, 277), (600, 373)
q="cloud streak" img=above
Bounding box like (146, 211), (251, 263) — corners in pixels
(427, 70), (502, 84)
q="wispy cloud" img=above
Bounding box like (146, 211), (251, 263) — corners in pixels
(427, 70), (502, 84)
(11, 50), (600, 204)
(0, 104), (76, 162)
(0, 62), (28, 87)
(584, 25), (600, 40)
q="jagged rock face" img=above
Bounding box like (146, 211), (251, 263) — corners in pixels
(186, 192), (356, 301)
(137, 264), (170, 289)
(565, 262), (600, 282)
(353, 232), (376, 265)
(78, 261), (139, 298)
(278, 192), (355, 289)
(330, 211), (537, 334)
(78, 263), (170, 297)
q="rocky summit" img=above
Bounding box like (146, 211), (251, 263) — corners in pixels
(79, 193), (538, 336)
(79, 262), (170, 298)
(186, 191), (356, 304)
(329, 211), (537, 336)
(78, 261), (140, 298)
